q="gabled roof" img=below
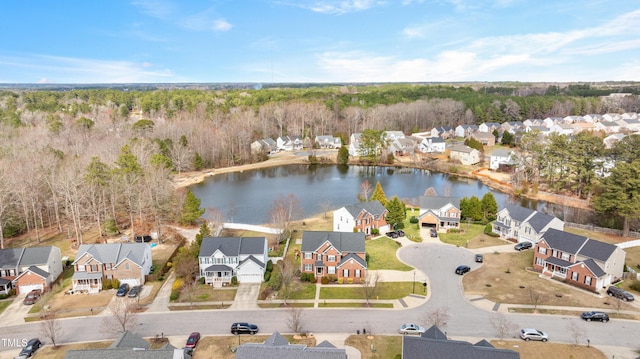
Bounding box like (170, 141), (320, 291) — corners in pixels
(14, 266), (50, 281)
(0, 248), (24, 269)
(581, 258), (607, 277)
(74, 243), (148, 268)
(421, 325), (447, 340)
(235, 331), (346, 359)
(263, 332), (290, 346)
(578, 238), (617, 262)
(109, 331), (151, 349)
(448, 144), (477, 154)
(342, 201), (387, 219)
(65, 331), (188, 359)
(199, 237), (266, 257)
(337, 253), (367, 269)
(526, 212), (556, 232)
(491, 149), (513, 158)
(301, 231), (365, 253)
(238, 255), (265, 269)
(502, 204), (535, 223)
(19, 246), (56, 266)
(418, 196), (460, 211)
(541, 228), (587, 255)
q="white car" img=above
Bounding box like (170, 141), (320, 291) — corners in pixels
(519, 328), (548, 341)
(399, 323), (426, 335)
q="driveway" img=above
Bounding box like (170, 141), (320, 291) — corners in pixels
(0, 295), (32, 327)
(229, 283), (260, 310)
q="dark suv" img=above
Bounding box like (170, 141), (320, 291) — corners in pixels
(116, 283), (130, 297)
(580, 311), (609, 322)
(607, 286), (634, 302)
(230, 322), (259, 335)
(514, 242), (532, 251)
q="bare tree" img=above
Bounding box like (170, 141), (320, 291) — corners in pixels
(361, 271), (381, 305)
(40, 311), (63, 347)
(528, 288), (544, 312)
(567, 320), (585, 345)
(287, 307), (305, 335)
(173, 250), (200, 307)
(421, 306), (450, 329)
(358, 180), (372, 202)
(269, 194), (300, 242)
(279, 257), (298, 306)
(318, 200), (333, 219)
(490, 313), (517, 340)
(101, 298), (139, 335)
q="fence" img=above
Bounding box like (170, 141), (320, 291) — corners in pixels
(565, 222), (640, 239)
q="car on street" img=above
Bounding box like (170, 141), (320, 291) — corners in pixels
(581, 311), (609, 322)
(128, 285), (142, 298)
(116, 283), (130, 297)
(185, 332), (201, 349)
(386, 231), (399, 238)
(231, 322), (259, 335)
(23, 289), (42, 305)
(399, 323), (426, 335)
(18, 338), (42, 357)
(519, 328), (548, 341)
(514, 241), (533, 251)
(430, 228), (438, 237)
(455, 265), (471, 275)
(475, 254), (483, 263)
(607, 286), (635, 301)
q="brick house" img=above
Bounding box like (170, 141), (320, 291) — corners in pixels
(300, 231), (366, 283)
(533, 228), (625, 291)
(333, 201), (389, 235)
(0, 246), (63, 294)
(72, 243), (152, 293)
(418, 196), (461, 231)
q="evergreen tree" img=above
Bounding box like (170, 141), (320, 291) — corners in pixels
(370, 181), (388, 206)
(180, 190), (205, 225)
(385, 196), (405, 230)
(193, 152), (204, 171)
(337, 146), (349, 165)
(592, 161), (640, 237)
(501, 131), (514, 146)
(460, 196), (483, 221)
(480, 192), (498, 221)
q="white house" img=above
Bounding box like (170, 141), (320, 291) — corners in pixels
(418, 137), (446, 153)
(489, 149), (515, 170)
(315, 135), (342, 149)
(448, 144), (481, 165)
(276, 136), (303, 151)
(348, 133), (362, 156)
(198, 237), (268, 286)
(492, 204), (564, 244)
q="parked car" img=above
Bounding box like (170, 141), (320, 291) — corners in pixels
(514, 242), (533, 251)
(430, 228), (438, 237)
(455, 265), (471, 275)
(231, 322), (259, 335)
(116, 283), (130, 297)
(607, 286), (635, 302)
(399, 323), (426, 335)
(128, 285), (142, 298)
(581, 311), (609, 322)
(519, 328), (548, 341)
(386, 231), (399, 238)
(18, 338), (42, 357)
(135, 235), (153, 243)
(396, 230), (405, 237)
(23, 289), (42, 305)
(185, 332), (201, 349)
(475, 254), (484, 263)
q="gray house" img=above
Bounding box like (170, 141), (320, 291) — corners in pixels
(236, 332), (347, 359)
(198, 237), (268, 286)
(65, 331), (190, 359)
(0, 246), (63, 294)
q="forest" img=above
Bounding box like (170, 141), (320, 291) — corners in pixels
(1, 82), (640, 245)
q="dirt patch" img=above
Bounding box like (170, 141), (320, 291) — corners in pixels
(491, 340), (607, 359)
(192, 334), (315, 359)
(48, 290), (114, 313)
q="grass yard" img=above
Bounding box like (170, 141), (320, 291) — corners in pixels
(192, 335), (315, 359)
(439, 223), (494, 247)
(257, 302), (314, 308)
(31, 340), (112, 359)
(402, 207), (422, 241)
(491, 340), (607, 359)
(317, 302), (394, 308)
(286, 282), (317, 300)
(175, 284), (237, 303)
(345, 335), (402, 359)
(319, 282), (412, 300)
(0, 299), (11, 315)
(366, 237), (412, 271)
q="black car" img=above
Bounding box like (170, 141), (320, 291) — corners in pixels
(455, 265), (471, 275)
(475, 254), (484, 263)
(231, 322), (259, 335)
(386, 231), (399, 238)
(128, 285), (142, 298)
(607, 286), (635, 302)
(514, 242), (533, 251)
(19, 338), (42, 358)
(116, 283), (130, 297)
(135, 235), (153, 243)
(430, 228), (438, 237)
(581, 311), (609, 322)
(396, 230), (405, 237)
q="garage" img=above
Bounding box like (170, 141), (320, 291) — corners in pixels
(237, 273), (263, 283)
(18, 283), (43, 295)
(118, 278), (140, 287)
(236, 259), (265, 283)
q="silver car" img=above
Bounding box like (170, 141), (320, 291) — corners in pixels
(519, 328), (548, 342)
(399, 323), (426, 335)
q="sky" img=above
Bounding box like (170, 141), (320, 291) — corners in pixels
(0, 0), (639, 84)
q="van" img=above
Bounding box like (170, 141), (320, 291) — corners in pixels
(606, 286), (634, 301)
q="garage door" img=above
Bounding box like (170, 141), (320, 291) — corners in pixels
(237, 273), (262, 283)
(118, 278), (139, 286)
(19, 284), (43, 294)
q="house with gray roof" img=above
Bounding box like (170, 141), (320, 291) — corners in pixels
(489, 149), (515, 170)
(533, 228), (625, 291)
(236, 332), (347, 359)
(390, 137), (415, 156)
(333, 201), (389, 235)
(418, 136), (446, 153)
(418, 196), (461, 231)
(402, 326), (519, 359)
(277, 135), (303, 151)
(300, 231), (366, 284)
(0, 246), (62, 294)
(199, 236), (268, 286)
(250, 138), (277, 155)
(448, 144), (481, 165)
(493, 204), (564, 245)
(65, 331), (190, 359)
(315, 135), (342, 149)
(72, 243), (152, 293)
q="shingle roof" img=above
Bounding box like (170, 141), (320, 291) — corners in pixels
(581, 258), (607, 277)
(578, 239), (617, 262)
(491, 149), (513, 158)
(343, 201), (387, 219)
(64, 331), (189, 359)
(109, 331), (151, 349)
(337, 253), (367, 269)
(526, 212), (556, 232)
(235, 332), (347, 359)
(20, 247), (55, 266)
(199, 237), (266, 257)
(542, 228), (588, 255)
(301, 231), (365, 253)
(418, 196), (461, 211)
(74, 243), (148, 267)
(504, 204), (536, 222)
(22, 266), (50, 278)
(0, 248), (24, 269)
(421, 325), (447, 340)
(203, 264), (233, 272)
(403, 334), (519, 359)
(238, 255), (265, 269)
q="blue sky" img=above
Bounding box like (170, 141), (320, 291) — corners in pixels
(1, 0), (639, 83)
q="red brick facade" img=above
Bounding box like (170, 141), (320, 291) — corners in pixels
(534, 240), (598, 291)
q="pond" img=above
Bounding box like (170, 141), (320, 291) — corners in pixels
(190, 164), (568, 225)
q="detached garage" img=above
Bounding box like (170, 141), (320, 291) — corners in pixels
(14, 266), (49, 294)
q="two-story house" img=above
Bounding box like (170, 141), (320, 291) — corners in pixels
(314, 135), (342, 149)
(333, 201), (389, 235)
(489, 149), (515, 170)
(492, 205), (564, 244)
(448, 144), (481, 165)
(418, 136), (446, 153)
(236, 332), (347, 359)
(198, 236), (268, 286)
(0, 246), (63, 294)
(72, 243), (152, 293)
(418, 196), (461, 231)
(533, 228), (625, 291)
(276, 136), (303, 151)
(300, 231), (366, 283)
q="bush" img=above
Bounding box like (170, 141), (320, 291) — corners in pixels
(111, 278), (120, 290)
(231, 276), (238, 286)
(199, 277), (205, 284)
(409, 216), (419, 224)
(170, 290), (179, 301)
(321, 276), (329, 284)
(328, 274), (337, 283)
(8, 289), (16, 296)
(0, 293), (8, 300)
(629, 280), (640, 293)
(347, 278), (353, 284)
(259, 287), (273, 300)
(102, 279), (112, 291)
(269, 271), (282, 290)
(371, 228), (379, 235)
(337, 278), (344, 284)
(266, 260), (273, 272)
(264, 271), (271, 282)
(172, 278), (184, 292)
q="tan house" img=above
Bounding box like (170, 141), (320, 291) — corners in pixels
(470, 131), (496, 147)
(300, 231), (366, 284)
(448, 144), (481, 165)
(72, 243), (152, 293)
(418, 196), (461, 231)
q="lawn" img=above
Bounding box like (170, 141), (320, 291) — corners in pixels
(345, 335), (402, 359)
(402, 207), (422, 241)
(491, 340), (607, 359)
(30, 341), (112, 359)
(0, 299), (11, 315)
(175, 284), (237, 303)
(193, 334), (316, 359)
(317, 302), (394, 308)
(365, 237), (412, 271)
(319, 282), (413, 300)
(439, 223), (489, 247)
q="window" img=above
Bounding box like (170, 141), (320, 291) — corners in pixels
(584, 276), (592, 285)
(571, 272), (578, 281)
(343, 269), (349, 277)
(525, 227), (531, 234)
(535, 257), (544, 266)
(304, 253), (312, 259)
(328, 255), (336, 262)
(561, 252), (570, 261)
(125, 263), (130, 270)
(304, 264), (312, 271)
(77, 265), (85, 272)
(355, 269), (361, 278)
(557, 267), (566, 274)
(317, 254), (323, 261)
(538, 247), (547, 254)
(328, 266), (335, 274)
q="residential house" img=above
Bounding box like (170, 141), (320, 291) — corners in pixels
(300, 231), (366, 283)
(448, 144), (481, 165)
(594, 121), (620, 134)
(478, 122), (501, 133)
(501, 121), (524, 134)
(418, 136), (446, 153)
(276, 136), (303, 151)
(470, 131), (496, 147)
(603, 113), (622, 122)
(402, 326), (519, 359)
(431, 126), (455, 139)
(333, 201), (389, 235)
(563, 115), (585, 123)
(622, 112), (638, 119)
(198, 237), (268, 286)
(617, 118), (640, 132)
(65, 331), (191, 359)
(533, 228), (626, 291)
(315, 135), (342, 149)
(454, 124), (478, 138)
(489, 149), (515, 170)
(583, 114), (603, 123)
(390, 137), (415, 156)
(384, 130), (406, 141)
(418, 196), (461, 231)
(0, 246), (63, 294)
(250, 138), (277, 155)
(492, 205), (564, 244)
(542, 117), (563, 128)
(72, 243), (152, 293)
(549, 123), (575, 136)
(524, 125), (551, 136)
(348, 133), (362, 156)
(603, 133), (626, 149)
(236, 332), (347, 359)
(522, 119), (543, 127)
(572, 122), (596, 133)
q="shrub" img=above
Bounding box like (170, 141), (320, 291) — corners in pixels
(629, 280), (640, 293)
(269, 271), (282, 290)
(170, 290), (179, 301)
(102, 279), (112, 291)
(347, 278), (353, 284)
(264, 271), (271, 282)
(328, 274), (337, 283)
(0, 293), (8, 300)
(259, 287), (273, 300)
(321, 276), (329, 284)
(266, 260), (273, 272)
(371, 228), (379, 235)
(172, 278), (184, 292)
(409, 216), (419, 224)
(337, 278), (344, 284)
(231, 276), (238, 286)
(484, 223), (493, 234)
(111, 278), (120, 290)
(199, 277), (205, 284)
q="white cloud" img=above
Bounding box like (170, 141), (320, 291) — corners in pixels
(131, 0), (175, 19)
(180, 10), (233, 32)
(300, 0), (383, 15)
